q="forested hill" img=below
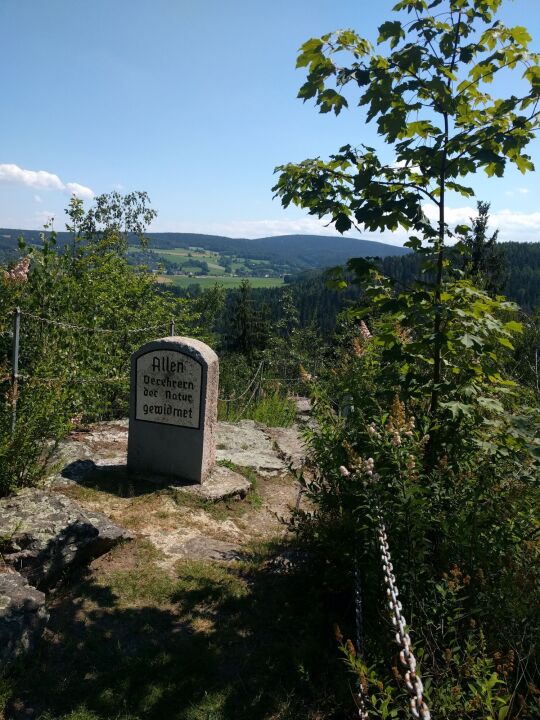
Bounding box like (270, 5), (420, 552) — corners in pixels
(378, 241), (540, 311)
(234, 241), (540, 336)
(0, 228), (408, 270)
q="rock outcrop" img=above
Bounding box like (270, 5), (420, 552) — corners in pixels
(0, 571), (48, 667)
(0, 489), (131, 589)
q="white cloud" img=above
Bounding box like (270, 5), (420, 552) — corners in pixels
(155, 215), (345, 239)
(164, 206), (540, 246)
(34, 194), (43, 203)
(422, 203), (540, 243)
(0, 163), (64, 190)
(0, 163), (94, 199)
(65, 182), (95, 200)
(505, 187), (530, 197)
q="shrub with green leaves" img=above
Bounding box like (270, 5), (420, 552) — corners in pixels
(276, 0), (540, 716)
(0, 193), (199, 495)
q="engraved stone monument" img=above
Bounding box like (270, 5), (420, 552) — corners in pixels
(127, 336), (219, 483)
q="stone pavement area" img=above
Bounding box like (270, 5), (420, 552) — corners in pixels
(50, 418), (307, 567)
(0, 416), (310, 666)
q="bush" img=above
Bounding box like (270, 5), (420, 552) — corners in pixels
(291, 284), (540, 717)
(0, 194), (198, 496)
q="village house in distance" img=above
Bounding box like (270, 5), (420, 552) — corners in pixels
(127, 336), (219, 484)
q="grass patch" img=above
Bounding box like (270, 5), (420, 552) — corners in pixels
(158, 276), (284, 290)
(170, 488), (232, 521)
(98, 540), (176, 607)
(3, 537), (351, 720)
(219, 391), (297, 427)
(173, 559), (249, 607)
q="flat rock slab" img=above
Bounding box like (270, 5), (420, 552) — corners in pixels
(56, 420), (129, 469)
(174, 465), (251, 501)
(59, 459), (251, 503)
(264, 426), (307, 471)
(0, 570), (48, 667)
(171, 537), (244, 562)
(216, 420), (289, 476)
(53, 418), (305, 483)
(293, 396), (312, 415)
(0, 489), (131, 588)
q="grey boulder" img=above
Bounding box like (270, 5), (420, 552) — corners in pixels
(0, 488), (131, 588)
(0, 571), (48, 668)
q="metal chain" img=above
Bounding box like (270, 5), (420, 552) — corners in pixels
(125, 323), (171, 334)
(376, 511), (431, 720)
(356, 684), (369, 720)
(18, 374), (128, 384)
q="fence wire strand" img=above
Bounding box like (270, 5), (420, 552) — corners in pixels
(19, 310), (170, 335)
(218, 361), (264, 402)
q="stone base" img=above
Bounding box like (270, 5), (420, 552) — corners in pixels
(171, 464), (251, 501)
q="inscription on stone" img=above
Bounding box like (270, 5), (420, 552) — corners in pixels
(135, 350), (202, 428)
(128, 336), (219, 484)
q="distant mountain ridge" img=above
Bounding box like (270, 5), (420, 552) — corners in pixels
(0, 229), (409, 270)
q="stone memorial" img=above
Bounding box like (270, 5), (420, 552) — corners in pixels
(127, 336), (219, 483)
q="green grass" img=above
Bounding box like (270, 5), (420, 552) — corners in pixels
(3, 538), (351, 720)
(151, 249), (218, 261)
(159, 275), (284, 289)
(219, 391), (297, 427)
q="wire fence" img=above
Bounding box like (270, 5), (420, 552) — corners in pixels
(19, 310), (172, 335)
(1, 307), (178, 430)
(2, 307), (309, 429)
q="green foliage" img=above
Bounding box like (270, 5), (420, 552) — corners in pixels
(296, 333), (539, 716)
(0, 193), (198, 495)
(276, 3), (538, 240)
(277, 1), (540, 716)
(223, 279), (269, 356)
(224, 388), (297, 428)
(0, 377), (71, 495)
(273, 0), (540, 437)
(461, 201), (506, 295)
(512, 310), (540, 399)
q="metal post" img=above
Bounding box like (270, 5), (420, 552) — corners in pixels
(11, 307), (21, 433)
(169, 318), (175, 336)
(257, 361), (264, 402)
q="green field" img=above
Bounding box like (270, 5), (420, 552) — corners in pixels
(158, 275), (284, 289)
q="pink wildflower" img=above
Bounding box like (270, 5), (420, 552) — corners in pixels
(4, 256), (30, 283)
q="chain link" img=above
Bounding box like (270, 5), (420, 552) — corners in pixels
(19, 374), (128, 385)
(354, 561), (369, 719)
(340, 465), (431, 720)
(376, 511), (431, 720)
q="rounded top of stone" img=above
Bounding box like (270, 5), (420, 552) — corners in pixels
(132, 336), (218, 366)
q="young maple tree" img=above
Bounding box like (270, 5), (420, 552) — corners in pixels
(274, 0), (539, 453)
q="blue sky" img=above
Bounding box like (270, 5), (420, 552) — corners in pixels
(1, 0), (539, 244)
